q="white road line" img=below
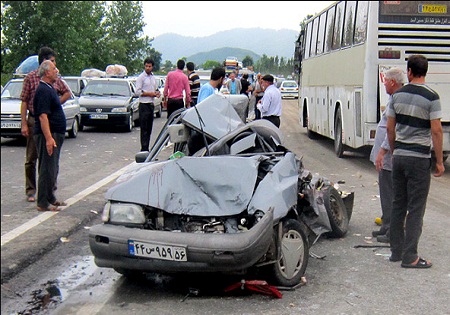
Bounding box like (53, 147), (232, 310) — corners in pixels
(0, 162), (135, 247)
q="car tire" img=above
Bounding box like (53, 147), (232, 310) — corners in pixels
(269, 219), (309, 287)
(125, 112), (134, 132)
(155, 108), (161, 118)
(334, 109), (344, 158)
(68, 117), (79, 138)
(323, 186), (349, 238)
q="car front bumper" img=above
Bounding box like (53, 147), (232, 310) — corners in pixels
(89, 208), (274, 273)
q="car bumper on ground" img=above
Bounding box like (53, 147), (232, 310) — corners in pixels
(89, 208), (274, 273)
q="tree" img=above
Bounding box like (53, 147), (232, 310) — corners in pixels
(1, 1), (107, 75)
(1, 1), (162, 77)
(242, 55), (253, 68)
(202, 60), (221, 70)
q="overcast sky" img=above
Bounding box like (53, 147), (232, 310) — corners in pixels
(142, 1), (334, 38)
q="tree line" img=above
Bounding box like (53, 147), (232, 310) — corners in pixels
(1, 1), (297, 84)
(1, 1), (160, 78)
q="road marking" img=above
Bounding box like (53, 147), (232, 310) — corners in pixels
(0, 162), (135, 247)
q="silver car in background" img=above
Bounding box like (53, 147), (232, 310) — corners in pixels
(1, 78), (81, 139)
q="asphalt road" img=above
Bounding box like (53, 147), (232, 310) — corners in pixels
(1, 99), (450, 315)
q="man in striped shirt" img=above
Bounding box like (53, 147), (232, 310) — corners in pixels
(186, 62), (200, 106)
(386, 54), (444, 269)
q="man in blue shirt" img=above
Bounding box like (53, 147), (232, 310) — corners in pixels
(197, 67), (226, 103)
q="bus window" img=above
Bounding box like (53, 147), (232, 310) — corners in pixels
(316, 12), (327, 55)
(343, 1), (357, 47)
(324, 6), (336, 53)
(310, 18), (319, 57)
(332, 1), (345, 50)
(304, 22), (313, 59)
(354, 1), (369, 44)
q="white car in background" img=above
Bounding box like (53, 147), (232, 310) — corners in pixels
(1, 78), (81, 139)
(279, 80), (299, 99)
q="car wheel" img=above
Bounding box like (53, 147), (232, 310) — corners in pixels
(79, 123), (84, 132)
(334, 109), (344, 158)
(68, 117), (79, 138)
(269, 219), (309, 287)
(125, 112), (134, 132)
(324, 186), (349, 238)
(155, 108), (161, 118)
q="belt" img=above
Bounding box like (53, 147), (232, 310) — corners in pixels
(263, 115), (279, 118)
(140, 102), (154, 105)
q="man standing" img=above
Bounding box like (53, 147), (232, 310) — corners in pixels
(257, 74), (282, 128)
(197, 67), (226, 103)
(20, 47), (71, 202)
(135, 57), (160, 152)
(370, 67), (404, 243)
(226, 71), (242, 95)
(163, 59), (190, 118)
(253, 73), (265, 119)
(34, 60), (67, 212)
(186, 62), (200, 106)
(387, 54), (444, 268)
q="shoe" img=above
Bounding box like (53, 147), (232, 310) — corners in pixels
(377, 235), (390, 243)
(27, 194), (36, 202)
(37, 205), (61, 212)
(372, 230), (385, 237)
(374, 217), (382, 226)
(52, 200), (67, 207)
(401, 257), (432, 269)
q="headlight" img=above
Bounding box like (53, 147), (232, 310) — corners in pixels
(111, 107), (127, 113)
(80, 107), (87, 112)
(102, 201), (145, 224)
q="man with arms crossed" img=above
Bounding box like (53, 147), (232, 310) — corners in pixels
(386, 54), (444, 268)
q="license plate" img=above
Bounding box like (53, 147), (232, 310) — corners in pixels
(1, 121), (21, 128)
(419, 4), (447, 14)
(90, 114), (108, 119)
(128, 240), (187, 261)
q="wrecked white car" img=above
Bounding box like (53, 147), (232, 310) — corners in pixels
(89, 94), (354, 287)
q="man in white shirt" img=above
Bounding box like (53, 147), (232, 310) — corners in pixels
(135, 57), (160, 151)
(257, 74), (282, 127)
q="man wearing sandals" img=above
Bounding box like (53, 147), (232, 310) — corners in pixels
(387, 55), (444, 268)
(33, 60), (67, 212)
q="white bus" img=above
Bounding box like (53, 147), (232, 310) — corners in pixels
(297, 1), (450, 159)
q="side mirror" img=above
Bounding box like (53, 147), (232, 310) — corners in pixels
(135, 151), (149, 163)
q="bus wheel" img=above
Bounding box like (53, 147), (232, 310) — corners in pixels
(334, 109), (344, 158)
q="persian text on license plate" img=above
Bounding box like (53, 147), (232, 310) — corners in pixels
(1, 121), (21, 128)
(90, 114), (108, 119)
(128, 240), (187, 261)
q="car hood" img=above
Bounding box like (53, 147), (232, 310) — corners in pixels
(181, 94), (247, 139)
(106, 152), (298, 220)
(1, 98), (21, 113)
(78, 96), (131, 107)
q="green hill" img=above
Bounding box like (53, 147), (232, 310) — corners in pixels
(187, 47), (260, 67)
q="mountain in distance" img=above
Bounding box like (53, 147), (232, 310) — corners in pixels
(187, 47), (260, 67)
(152, 28), (299, 64)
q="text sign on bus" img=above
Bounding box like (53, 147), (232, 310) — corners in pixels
(379, 1), (450, 25)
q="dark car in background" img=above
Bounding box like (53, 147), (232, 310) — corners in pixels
(78, 78), (139, 132)
(1, 78), (81, 139)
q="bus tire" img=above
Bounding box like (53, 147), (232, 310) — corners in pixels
(334, 109), (344, 158)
